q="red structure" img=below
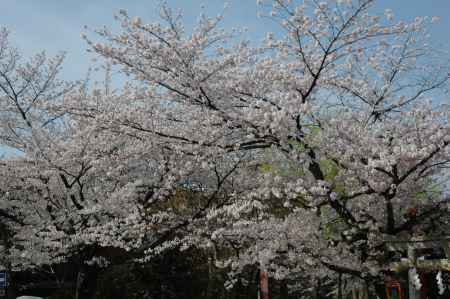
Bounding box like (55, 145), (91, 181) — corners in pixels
(385, 281), (404, 299)
(259, 270), (269, 299)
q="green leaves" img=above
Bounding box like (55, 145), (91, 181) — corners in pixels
(319, 158), (339, 182)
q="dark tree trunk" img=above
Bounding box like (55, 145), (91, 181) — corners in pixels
(75, 264), (98, 299)
(280, 280), (289, 299)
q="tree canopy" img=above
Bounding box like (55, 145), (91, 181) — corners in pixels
(0, 0), (449, 298)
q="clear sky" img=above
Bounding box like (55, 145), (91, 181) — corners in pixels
(1, 0), (449, 82)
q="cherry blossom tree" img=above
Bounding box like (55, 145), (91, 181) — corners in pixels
(0, 0), (449, 297)
(82, 0), (449, 294)
(0, 28), (156, 297)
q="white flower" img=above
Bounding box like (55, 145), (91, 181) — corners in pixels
(384, 9), (394, 21)
(410, 268), (422, 290)
(431, 16), (440, 24)
(436, 271), (445, 295)
(131, 17), (142, 27)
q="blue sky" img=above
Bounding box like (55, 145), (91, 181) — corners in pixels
(2, 0), (449, 82)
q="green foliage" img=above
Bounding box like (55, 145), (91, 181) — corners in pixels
(321, 216), (347, 240)
(287, 139), (306, 152)
(414, 183), (442, 201)
(259, 163), (274, 174)
(319, 158), (339, 182)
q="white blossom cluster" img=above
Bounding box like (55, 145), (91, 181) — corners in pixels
(410, 268), (422, 290)
(436, 271), (445, 295)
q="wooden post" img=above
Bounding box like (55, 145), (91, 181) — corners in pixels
(75, 269), (83, 299)
(407, 246), (417, 299)
(259, 270), (269, 299)
(337, 273), (342, 299)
